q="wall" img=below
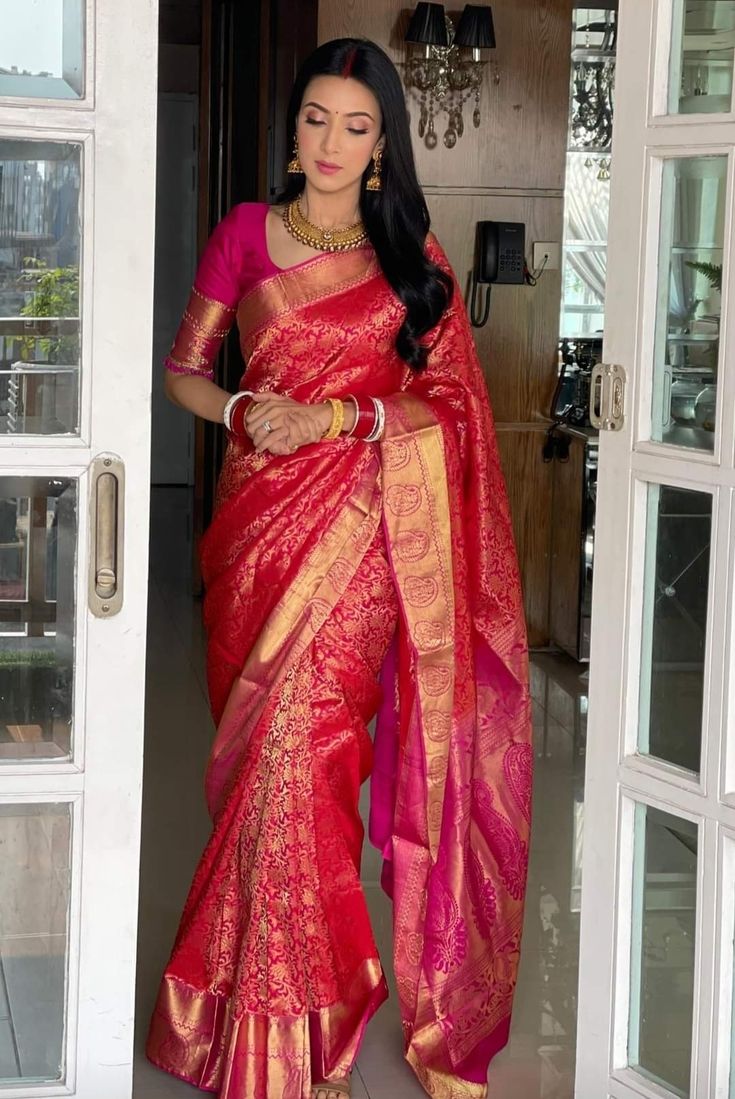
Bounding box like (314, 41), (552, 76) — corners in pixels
(318, 0), (574, 645)
(159, 0), (201, 93)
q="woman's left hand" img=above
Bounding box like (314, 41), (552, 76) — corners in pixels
(245, 391), (331, 454)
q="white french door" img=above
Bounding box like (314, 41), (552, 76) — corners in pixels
(0, 2), (157, 1097)
(577, 1), (735, 1096)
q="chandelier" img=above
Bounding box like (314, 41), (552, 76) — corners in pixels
(571, 59), (615, 152)
(403, 3), (498, 150)
(570, 8), (617, 179)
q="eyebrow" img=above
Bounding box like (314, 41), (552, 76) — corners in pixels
(303, 100), (375, 121)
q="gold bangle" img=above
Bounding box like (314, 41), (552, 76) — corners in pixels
(321, 397), (344, 440)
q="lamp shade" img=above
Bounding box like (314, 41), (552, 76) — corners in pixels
(454, 4), (496, 49)
(405, 3), (449, 47)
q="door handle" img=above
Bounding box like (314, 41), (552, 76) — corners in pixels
(89, 454), (124, 617)
(589, 362), (626, 431)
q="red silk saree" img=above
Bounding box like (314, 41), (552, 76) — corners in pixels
(146, 216), (532, 1099)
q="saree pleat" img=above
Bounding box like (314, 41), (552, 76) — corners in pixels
(148, 236), (531, 1099)
(147, 528), (399, 1098)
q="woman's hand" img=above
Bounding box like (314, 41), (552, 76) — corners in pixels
(244, 392), (331, 454)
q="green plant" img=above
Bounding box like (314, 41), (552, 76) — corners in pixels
(684, 260), (722, 293)
(0, 648), (57, 668)
(18, 259), (80, 363)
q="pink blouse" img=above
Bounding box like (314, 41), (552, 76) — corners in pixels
(164, 202), (320, 380)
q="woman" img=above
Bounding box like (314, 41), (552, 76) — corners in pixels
(146, 37), (532, 1099)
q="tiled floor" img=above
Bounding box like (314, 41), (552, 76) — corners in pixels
(133, 487), (588, 1099)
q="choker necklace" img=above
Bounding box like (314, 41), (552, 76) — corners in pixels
(283, 197), (368, 253)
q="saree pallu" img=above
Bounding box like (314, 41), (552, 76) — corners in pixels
(146, 236), (532, 1099)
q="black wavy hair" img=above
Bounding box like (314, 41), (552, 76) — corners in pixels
(276, 37), (453, 371)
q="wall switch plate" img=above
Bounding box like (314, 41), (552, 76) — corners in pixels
(533, 242), (561, 271)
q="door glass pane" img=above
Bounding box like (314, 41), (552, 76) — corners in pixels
(0, 478), (76, 761)
(0, 802), (71, 1084)
(629, 804), (697, 1096)
(669, 0), (735, 115)
(0, 0), (84, 100)
(651, 156), (725, 452)
(638, 484), (711, 774)
(0, 140), (81, 436)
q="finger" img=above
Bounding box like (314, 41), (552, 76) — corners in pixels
(267, 426), (294, 453)
(288, 421), (312, 448)
(246, 400), (293, 431)
(249, 408), (285, 435)
(245, 399), (278, 425)
(264, 436), (293, 456)
(252, 426), (277, 448)
(280, 423), (299, 453)
(255, 425), (290, 453)
(249, 391), (297, 408)
(286, 409), (322, 443)
(273, 440), (297, 455)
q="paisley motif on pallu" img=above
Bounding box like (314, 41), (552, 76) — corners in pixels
(503, 741), (533, 824)
(371, 235), (532, 1097)
(147, 228), (531, 1099)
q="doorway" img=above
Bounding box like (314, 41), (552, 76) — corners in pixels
(133, 6), (735, 1099)
(133, 8), (590, 1099)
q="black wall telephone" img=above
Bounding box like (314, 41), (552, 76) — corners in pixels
(470, 221), (526, 327)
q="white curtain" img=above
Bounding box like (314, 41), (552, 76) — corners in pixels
(668, 164), (724, 328)
(564, 153), (610, 305)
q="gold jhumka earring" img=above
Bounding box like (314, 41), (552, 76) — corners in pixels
(366, 148), (383, 191)
(287, 137), (303, 174)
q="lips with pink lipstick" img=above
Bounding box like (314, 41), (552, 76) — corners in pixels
(315, 161), (342, 175)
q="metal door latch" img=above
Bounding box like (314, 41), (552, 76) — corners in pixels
(88, 455), (124, 617)
(589, 362), (626, 431)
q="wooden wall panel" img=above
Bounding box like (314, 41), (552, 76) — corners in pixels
(548, 434), (586, 656)
(318, 0), (572, 191)
(426, 192), (562, 424)
(317, 0), (574, 644)
(496, 427), (553, 648)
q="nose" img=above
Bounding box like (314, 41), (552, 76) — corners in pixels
(321, 119), (341, 157)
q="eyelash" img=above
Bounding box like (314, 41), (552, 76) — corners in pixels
(304, 118), (369, 135)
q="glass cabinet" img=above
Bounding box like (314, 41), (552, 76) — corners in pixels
(670, 0), (735, 115)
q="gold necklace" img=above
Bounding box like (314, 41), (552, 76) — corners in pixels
(283, 197), (368, 252)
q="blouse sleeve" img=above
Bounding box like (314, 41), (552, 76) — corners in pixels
(164, 207), (245, 381)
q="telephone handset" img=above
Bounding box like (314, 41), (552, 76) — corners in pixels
(470, 221), (526, 327)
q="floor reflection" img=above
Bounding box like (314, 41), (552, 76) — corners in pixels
(134, 488), (588, 1099)
(485, 654), (587, 1099)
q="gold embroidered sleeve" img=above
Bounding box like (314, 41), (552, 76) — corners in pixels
(164, 285), (237, 381)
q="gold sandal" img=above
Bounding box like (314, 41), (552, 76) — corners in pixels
(311, 1078), (351, 1098)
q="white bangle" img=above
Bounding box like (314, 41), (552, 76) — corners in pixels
(365, 396), (385, 442)
(222, 390), (254, 431)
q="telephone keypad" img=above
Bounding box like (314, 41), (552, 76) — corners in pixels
(499, 248), (523, 275)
